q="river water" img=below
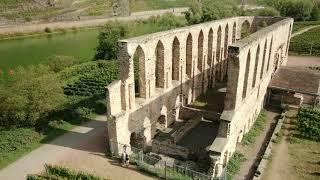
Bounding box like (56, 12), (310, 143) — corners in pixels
(0, 29), (99, 75)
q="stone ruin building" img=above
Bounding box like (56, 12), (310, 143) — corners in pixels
(106, 16), (293, 177)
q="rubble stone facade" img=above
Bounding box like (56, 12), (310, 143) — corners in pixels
(106, 16), (293, 177)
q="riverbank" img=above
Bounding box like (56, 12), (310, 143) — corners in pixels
(0, 8), (188, 40)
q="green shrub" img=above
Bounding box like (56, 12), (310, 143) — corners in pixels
(75, 107), (92, 118)
(27, 164), (103, 180)
(185, 0), (240, 24)
(0, 65), (66, 127)
(94, 21), (128, 60)
(44, 27), (52, 33)
(296, 107), (320, 141)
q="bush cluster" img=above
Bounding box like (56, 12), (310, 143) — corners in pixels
(297, 107), (320, 141)
(261, 0), (320, 21)
(27, 164), (103, 180)
(185, 0), (240, 24)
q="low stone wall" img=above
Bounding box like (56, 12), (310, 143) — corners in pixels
(171, 116), (202, 142)
(152, 140), (190, 159)
(253, 110), (287, 180)
(179, 106), (221, 121)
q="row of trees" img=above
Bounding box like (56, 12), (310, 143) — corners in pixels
(260, 0), (320, 21)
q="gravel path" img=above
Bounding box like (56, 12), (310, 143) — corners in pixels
(0, 116), (153, 180)
(287, 56), (320, 67)
(0, 8), (188, 35)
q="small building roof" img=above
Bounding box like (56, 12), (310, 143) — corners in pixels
(269, 67), (320, 96)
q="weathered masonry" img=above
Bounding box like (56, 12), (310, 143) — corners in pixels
(106, 16), (293, 177)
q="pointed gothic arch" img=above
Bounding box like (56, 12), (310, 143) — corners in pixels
(198, 30), (204, 71)
(155, 40), (165, 88)
(172, 37), (180, 81)
(133, 46), (146, 98)
(252, 45), (260, 87)
(186, 33), (193, 78)
(208, 28), (214, 66)
(243, 50), (251, 99)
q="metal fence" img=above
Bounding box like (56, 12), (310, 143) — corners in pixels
(110, 141), (215, 180)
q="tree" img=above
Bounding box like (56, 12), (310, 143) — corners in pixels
(94, 21), (128, 60)
(185, 0), (240, 24)
(311, 3), (320, 20)
(0, 65), (66, 127)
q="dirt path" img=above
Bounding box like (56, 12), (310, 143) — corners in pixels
(262, 137), (290, 180)
(287, 56), (320, 67)
(0, 8), (188, 35)
(262, 110), (299, 180)
(0, 116), (153, 180)
(291, 25), (320, 38)
(234, 108), (280, 180)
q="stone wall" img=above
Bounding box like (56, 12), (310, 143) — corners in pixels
(106, 15), (293, 178)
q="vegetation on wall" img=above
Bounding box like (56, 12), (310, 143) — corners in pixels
(226, 151), (246, 180)
(241, 110), (267, 145)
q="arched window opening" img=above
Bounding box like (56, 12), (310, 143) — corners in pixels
(241, 20), (251, 39)
(260, 40), (268, 79)
(186, 33), (193, 78)
(224, 24), (229, 58)
(216, 26), (222, 63)
(252, 45), (260, 88)
(207, 28), (213, 66)
(133, 46), (146, 98)
(130, 132), (146, 150)
(172, 37), (180, 81)
(198, 30), (204, 71)
(267, 38), (273, 72)
(155, 41), (165, 88)
(156, 115), (166, 130)
(243, 50), (251, 99)
(232, 22), (236, 43)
